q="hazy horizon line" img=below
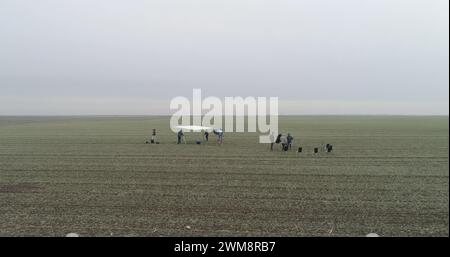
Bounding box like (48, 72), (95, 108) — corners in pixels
(0, 114), (448, 117)
(0, 97), (448, 116)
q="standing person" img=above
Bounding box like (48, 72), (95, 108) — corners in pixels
(213, 129), (224, 145)
(269, 132), (276, 151)
(286, 133), (294, 150)
(204, 131), (209, 141)
(151, 129), (157, 143)
(177, 130), (184, 144)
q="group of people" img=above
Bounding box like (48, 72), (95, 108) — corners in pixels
(177, 129), (224, 145)
(175, 129), (295, 150)
(270, 132), (294, 151)
(174, 129), (295, 150)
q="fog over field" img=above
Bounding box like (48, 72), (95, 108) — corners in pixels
(0, 0), (448, 115)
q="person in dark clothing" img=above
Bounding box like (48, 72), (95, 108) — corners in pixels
(204, 131), (209, 141)
(275, 133), (289, 151)
(177, 130), (184, 144)
(286, 133), (294, 150)
(151, 128), (157, 143)
(275, 134), (282, 144)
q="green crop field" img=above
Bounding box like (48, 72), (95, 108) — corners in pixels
(0, 116), (448, 236)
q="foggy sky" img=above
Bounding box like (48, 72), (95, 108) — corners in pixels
(0, 0), (448, 115)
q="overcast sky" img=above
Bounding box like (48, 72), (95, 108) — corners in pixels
(0, 0), (448, 115)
